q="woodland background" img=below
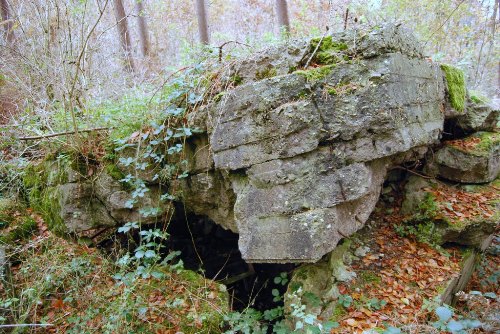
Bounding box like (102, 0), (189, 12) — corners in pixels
(0, 0), (498, 130)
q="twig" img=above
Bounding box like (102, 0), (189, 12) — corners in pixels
(304, 26), (330, 69)
(217, 41), (251, 63)
(18, 127), (110, 141)
(424, 0), (467, 46)
(0, 324), (53, 328)
(391, 166), (434, 179)
(147, 66), (190, 105)
(344, 8), (349, 30)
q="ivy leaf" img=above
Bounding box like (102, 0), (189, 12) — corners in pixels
(151, 271), (165, 279)
(134, 250), (145, 259)
(137, 306), (148, 316)
(447, 320), (463, 333)
(483, 292), (497, 299)
(435, 306), (452, 322)
(324, 321), (339, 331)
(144, 250), (156, 258)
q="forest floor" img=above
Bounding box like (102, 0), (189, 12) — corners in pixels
(0, 179), (498, 333)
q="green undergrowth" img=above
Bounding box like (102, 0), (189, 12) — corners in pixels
(441, 64), (466, 113)
(0, 197), (21, 229)
(0, 198), (38, 244)
(0, 216), (37, 244)
(23, 65), (211, 149)
(1, 231), (228, 333)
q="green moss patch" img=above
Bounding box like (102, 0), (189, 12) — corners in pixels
(22, 162), (67, 235)
(230, 73), (243, 86)
(295, 64), (336, 83)
(255, 66), (277, 80)
(3, 232), (228, 332)
(358, 271), (381, 285)
(441, 64), (466, 113)
(105, 163), (125, 181)
(309, 36), (349, 65)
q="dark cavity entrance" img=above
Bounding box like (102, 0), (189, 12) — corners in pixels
(166, 203), (295, 311)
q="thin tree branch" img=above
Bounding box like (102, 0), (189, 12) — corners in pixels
(217, 40), (251, 62)
(0, 324), (53, 328)
(19, 127), (110, 141)
(424, 0), (467, 46)
(304, 26), (329, 69)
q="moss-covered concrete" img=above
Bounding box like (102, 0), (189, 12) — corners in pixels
(441, 64), (466, 113)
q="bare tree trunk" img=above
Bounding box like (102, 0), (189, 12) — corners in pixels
(135, 0), (150, 57)
(276, 0), (290, 34)
(195, 0), (209, 44)
(113, 0), (135, 72)
(0, 0), (14, 43)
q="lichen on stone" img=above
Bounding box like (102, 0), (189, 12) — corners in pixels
(440, 64), (466, 113)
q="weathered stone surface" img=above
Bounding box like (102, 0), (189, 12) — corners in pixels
(173, 171), (237, 232)
(27, 25), (459, 262)
(57, 182), (116, 233)
(284, 240), (357, 320)
(455, 99), (500, 133)
(347, 24), (424, 59)
(428, 132), (500, 183)
(94, 171), (170, 225)
(233, 157), (388, 262)
(226, 39), (309, 84)
(26, 162), (171, 237)
(195, 24), (446, 262)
